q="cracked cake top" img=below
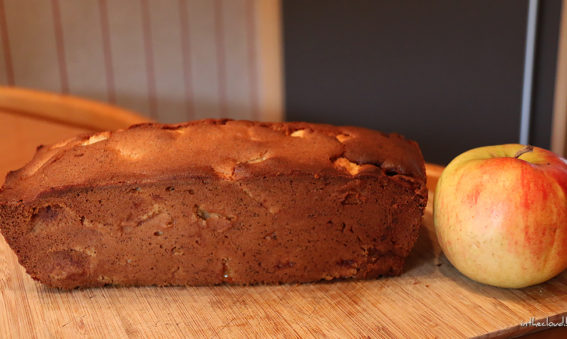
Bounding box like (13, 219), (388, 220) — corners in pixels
(0, 119), (426, 202)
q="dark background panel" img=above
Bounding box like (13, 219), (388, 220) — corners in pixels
(283, 0), (560, 164)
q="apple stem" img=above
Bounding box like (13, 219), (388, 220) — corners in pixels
(514, 145), (534, 159)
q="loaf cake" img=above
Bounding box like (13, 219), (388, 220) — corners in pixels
(0, 119), (427, 289)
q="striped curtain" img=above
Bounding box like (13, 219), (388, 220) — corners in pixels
(0, 0), (282, 123)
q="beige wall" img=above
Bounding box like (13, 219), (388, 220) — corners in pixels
(0, 0), (282, 123)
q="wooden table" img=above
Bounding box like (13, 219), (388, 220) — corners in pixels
(1, 113), (567, 338)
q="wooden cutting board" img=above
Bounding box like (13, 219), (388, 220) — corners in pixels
(1, 164), (567, 338)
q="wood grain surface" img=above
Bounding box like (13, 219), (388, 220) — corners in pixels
(1, 133), (567, 337)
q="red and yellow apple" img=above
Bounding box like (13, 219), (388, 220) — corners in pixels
(433, 144), (567, 288)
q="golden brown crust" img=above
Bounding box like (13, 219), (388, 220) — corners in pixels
(0, 119), (425, 202)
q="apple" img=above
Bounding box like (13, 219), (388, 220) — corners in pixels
(433, 144), (567, 288)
